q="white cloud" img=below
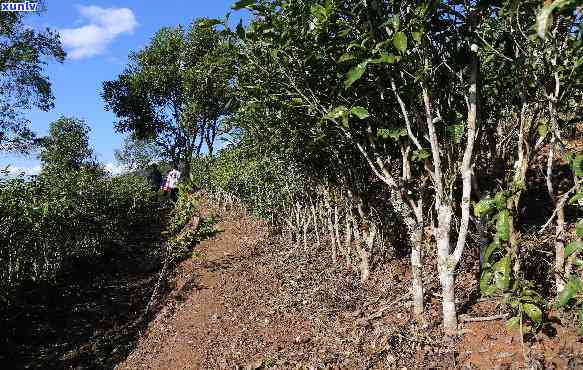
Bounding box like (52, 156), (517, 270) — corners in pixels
(5, 165), (41, 177)
(59, 5), (137, 60)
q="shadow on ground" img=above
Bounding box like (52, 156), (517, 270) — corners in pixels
(0, 238), (168, 370)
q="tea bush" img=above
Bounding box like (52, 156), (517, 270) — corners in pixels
(0, 168), (157, 295)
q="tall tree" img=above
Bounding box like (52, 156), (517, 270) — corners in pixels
(39, 116), (94, 173)
(0, 1), (65, 152)
(102, 19), (236, 177)
(115, 136), (161, 172)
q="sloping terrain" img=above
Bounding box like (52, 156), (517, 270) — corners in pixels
(120, 201), (583, 369)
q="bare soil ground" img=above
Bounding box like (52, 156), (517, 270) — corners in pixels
(119, 200), (583, 369)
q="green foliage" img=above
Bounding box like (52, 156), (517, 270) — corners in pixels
(344, 62), (367, 89)
(556, 276), (583, 335)
(231, 0), (256, 10)
(350, 106), (369, 120)
(566, 241), (583, 259)
(411, 149), (430, 162)
(558, 277), (582, 308)
(0, 2), (65, 152)
(0, 169), (157, 293)
(39, 117), (95, 172)
(474, 197), (497, 217)
(577, 222), (583, 238)
(393, 32), (407, 54)
(505, 284), (545, 333)
(569, 192), (583, 205)
(377, 127), (407, 141)
(166, 190), (220, 262)
(573, 155), (583, 178)
(102, 19), (237, 171)
(115, 136), (161, 172)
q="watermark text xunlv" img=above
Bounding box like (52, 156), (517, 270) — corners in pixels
(1, 1), (38, 12)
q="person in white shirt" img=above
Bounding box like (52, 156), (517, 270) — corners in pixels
(162, 166), (181, 202)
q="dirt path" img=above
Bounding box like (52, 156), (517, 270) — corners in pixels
(119, 206), (279, 369)
(119, 203), (583, 369)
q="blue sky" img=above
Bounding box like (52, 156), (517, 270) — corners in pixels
(1, 0), (248, 175)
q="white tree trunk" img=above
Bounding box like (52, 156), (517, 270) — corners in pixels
(435, 204), (457, 334)
(555, 200), (566, 292)
(411, 225), (424, 317)
(311, 202), (320, 247)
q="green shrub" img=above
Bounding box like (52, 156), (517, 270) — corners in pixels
(0, 169), (157, 294)
(165, 189), (220, 262)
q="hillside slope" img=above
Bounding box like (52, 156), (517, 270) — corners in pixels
(119, 200), (583, 369)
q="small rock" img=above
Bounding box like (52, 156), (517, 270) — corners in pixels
(294, 335), (311, 344)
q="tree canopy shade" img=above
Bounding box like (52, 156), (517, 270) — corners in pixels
(0, 1), (65, 152)
(102, 19), (238, 176)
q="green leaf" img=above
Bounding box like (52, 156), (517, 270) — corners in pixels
(565, 240), (583, 258)
(493, 253), (511, 290)
(411, 149), (430, 162)
(350, 106), (369, 120)
(577, 222), (583, 238)
(474, 197), (497, 217)
(393, 32), (407, 53)
(558, 277), (582, 307)
(480, 270), (496, 295)
(506, 295), (520, 309)
(505, 316), (520, 330)
(573, 154), (583, 178)
(338, 53), (355, 63)
(344, 62), (368, 89)
(495, 210), (510, 242)
(537, 121), (549, 137)
(565, 151), (575, 163)
(446, 123), (464, 143)
(231, 0), (256, 10)
(412, 32), (423, 43)
(522, 303), (543, 325)
(368, 53), (398, 64)
(325, 106), (348, 120)
(377, 127), (407, 141)
(290, 97), (303, 105)
(494, 191), (508, 210)
(391, 14), (400, 31)
(568, 192), (583, 205)
(483, 240), (500, 265)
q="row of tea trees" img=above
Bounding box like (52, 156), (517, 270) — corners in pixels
(213, 0), (583, 336)
(0, 117), (158, 303)
(99, 0), (583, 337)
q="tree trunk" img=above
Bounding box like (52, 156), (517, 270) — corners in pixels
(310, 202), (320, 247)
(555, 199), (566, 292)
(436, 204), (457, 335)
(411, 224), (424, 317)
